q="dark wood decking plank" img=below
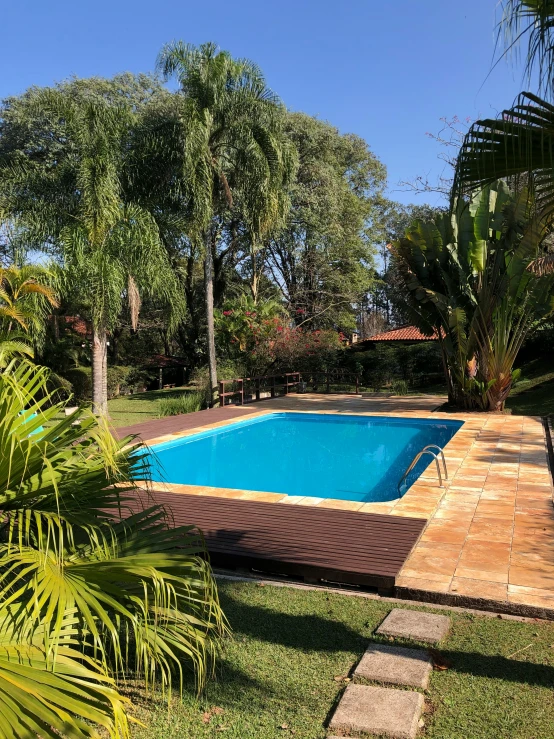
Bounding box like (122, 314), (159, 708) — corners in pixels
(114, 406), (260, 443)
(135, 492), (426, 588)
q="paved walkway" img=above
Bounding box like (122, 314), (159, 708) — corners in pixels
(118, 394), (554, 617)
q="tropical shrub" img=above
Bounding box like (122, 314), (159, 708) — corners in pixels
(0, 264), (59, 366)
(391, 379), (409, 395)
(391, 181), (554, 410)
(159, 391), (203, 417)
(0, 361), (225, 737)
(64, 365), (93, 400)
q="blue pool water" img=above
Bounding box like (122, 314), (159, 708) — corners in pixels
(145, 412), (463, 503)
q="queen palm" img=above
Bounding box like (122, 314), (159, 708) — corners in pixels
(156, 41), (296, 404)
(0, 88), (183, 414)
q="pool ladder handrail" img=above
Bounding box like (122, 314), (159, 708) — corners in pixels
(398, 444), (448, 496)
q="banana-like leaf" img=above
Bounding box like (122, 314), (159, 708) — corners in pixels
(391, 180), (554, 409)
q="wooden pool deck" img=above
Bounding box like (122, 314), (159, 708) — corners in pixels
(115, 394), (554, 618)
(140, 491), (426, 592)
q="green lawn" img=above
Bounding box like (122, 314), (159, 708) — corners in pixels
(506, 358), (554, 416)
(132, 580), (554, 739)
(107, 386), (193, 428)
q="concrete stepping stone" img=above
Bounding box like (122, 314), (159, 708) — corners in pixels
(353, 643), (433, 689)
(328, 683), (423, 739)
(376, 608), (450, 644)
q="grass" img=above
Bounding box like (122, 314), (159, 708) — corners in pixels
(506, 358), (554, 416)
(132, 580), (554, 739)
(159, 391), (203, 418)
(107, 386), (195, 428)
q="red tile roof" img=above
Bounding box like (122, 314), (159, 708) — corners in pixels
(365, 325), (440, 342)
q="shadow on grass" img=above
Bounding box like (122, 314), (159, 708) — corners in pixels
(219, 592), (369, 653)
(220, 593), (554, 689)
(436, 648), (554, 688)
(111, 387), (190, 405)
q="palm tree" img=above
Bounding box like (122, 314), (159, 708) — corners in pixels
(0, 360), (224, 737)
(156, 41), (296, 404)
(0, 263), (59, 366)
(497, 1), (554, 100)
(392, 181), (554, 410)
(0, 88), (184, 414)
(456, 3), (554, 240)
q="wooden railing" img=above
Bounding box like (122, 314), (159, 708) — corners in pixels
(218, 372), (301, 406)
(302, 371), (360, 395)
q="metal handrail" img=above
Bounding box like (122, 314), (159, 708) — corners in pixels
(398, 444), (448, 495)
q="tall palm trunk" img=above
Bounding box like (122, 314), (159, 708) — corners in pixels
(204, 231), (218, 407)
(92, 325), (108, 415)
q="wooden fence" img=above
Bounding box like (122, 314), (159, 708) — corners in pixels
(218, 371), (361, 406)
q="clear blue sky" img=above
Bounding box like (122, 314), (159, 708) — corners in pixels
(4, 0), (528, 205)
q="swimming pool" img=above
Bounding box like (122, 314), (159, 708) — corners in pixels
(145, 412), (463, 503)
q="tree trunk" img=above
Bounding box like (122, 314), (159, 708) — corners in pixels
(204, 231), (218, 407)
(92, 325), (108, 415)
(437, 331), (455, 404)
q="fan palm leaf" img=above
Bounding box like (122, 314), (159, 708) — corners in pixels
(0, 361), (225, 737)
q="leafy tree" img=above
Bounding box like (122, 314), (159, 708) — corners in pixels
(0, 80), (183, 413)
(0, 361), (224, 737)
(265, 112), (386, 332)
(361, 202), (445, 336)
(392, 181), (554, 410)
(156, 41), (297, 404)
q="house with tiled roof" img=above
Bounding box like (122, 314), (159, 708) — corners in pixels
(350, 325), (441, 351)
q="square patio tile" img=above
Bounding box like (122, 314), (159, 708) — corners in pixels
(376, 609), (451, 644)
(353, 644), (433, 689)
(328, 684), (424, 739)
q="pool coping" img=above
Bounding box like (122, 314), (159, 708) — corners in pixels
(119, 394), (554, 617)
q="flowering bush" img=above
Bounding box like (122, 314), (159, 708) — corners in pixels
(217, 298), (343, 375)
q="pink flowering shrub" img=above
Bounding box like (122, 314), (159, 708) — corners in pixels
(217, 301), (343, 375)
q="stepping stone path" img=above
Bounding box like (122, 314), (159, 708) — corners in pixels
(353, 644), (433, 689)
(326, 608), (451, 738)
(329, 684), (424, 739)
(376, 608), (451, 644)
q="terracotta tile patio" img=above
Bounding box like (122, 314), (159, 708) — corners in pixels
(123, 393), (554, 617)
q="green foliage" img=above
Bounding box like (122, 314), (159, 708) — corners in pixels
(497, 1), (554, 100)
(392, 182), (554, 409)
(190, 359), (246, 404)
(64, 366), (93, 401)
(342, 343), (443, 389)
(391, 378), (409, 395)
(0, 264), (60, 366)
(0, 77), (186, 412)
(456, 92), (554, 222)
(107, 365), (130, 399)
(0, 361), (225, 737)
(266, 111), (386, 331)
(159, 391), (203, 417)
